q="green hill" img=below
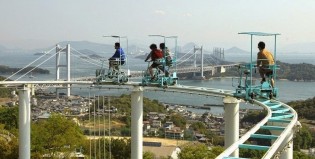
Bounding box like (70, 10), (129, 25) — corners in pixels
(216, 61), (315, 81)
(0, 65), (49, 74)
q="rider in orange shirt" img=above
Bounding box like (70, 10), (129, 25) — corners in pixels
(257, 41), (275, 87)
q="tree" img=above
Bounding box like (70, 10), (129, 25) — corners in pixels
(0, 126), (18, 159)
(0, 106), (18, 130)
(239, 149), (265, 158)
(241, 110), (267, 124)
(293, 151), (315, 159)
(178, 143), (223, 159)
(190, 121), (207, 133)
(170, 113), (187, 129)
(31, 114), (85, 158)
(294, 125), (313, 150)
(81, 138), (131, 159)
(111, 138), (131, 159)
(143, 151), (155, 159)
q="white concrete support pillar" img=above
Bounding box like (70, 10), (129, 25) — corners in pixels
(279, 132), (293, 159)
(19, 87), (31, 159)
(66, 44), (71, 97)
(131, 86), (143, 159)
(223, 96), (240, 157)
(269, 122), (294, 159)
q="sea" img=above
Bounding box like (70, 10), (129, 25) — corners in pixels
(0, 52), (315, 115)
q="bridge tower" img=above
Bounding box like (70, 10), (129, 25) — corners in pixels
(56, 44), (71, 97)
(213, 47), (225, 60)
(193, 46), (205, 79)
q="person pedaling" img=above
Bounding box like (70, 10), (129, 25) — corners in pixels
(144, 43), (165, 80)
(108, 42), (126, 74)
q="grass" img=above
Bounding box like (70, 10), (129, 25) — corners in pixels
(80, 117), (126, 131)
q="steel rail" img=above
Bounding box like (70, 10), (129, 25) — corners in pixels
(0, 80), (297, 158)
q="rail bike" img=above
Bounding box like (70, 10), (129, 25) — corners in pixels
(95, 58), (129, 85)
(233, 32), (280, 100)
(94, 35), (129, 85)
(140, 35), (178, 87)
(141, 60), (178, 87)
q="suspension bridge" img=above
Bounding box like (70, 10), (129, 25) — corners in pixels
(0, 43), (299, 159)
(4, 44), (237, 82)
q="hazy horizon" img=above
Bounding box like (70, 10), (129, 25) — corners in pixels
(1, 1), (315, 52)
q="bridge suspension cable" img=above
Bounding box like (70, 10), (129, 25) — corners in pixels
(176, 49), (199, 66)
(4, 47), (56, 81)
(15, 50), (60, 81)
(204, 54), (220, 65)
(176, 47), (194, 62)
(71, 48), (104, 67)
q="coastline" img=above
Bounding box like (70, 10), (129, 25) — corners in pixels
(180, 76), (315, 82)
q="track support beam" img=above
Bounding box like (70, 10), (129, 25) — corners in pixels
(131, 86), (143, 159)
(223, 96), (240, 157)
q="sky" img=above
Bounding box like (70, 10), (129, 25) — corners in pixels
(1, 0), (315, 51)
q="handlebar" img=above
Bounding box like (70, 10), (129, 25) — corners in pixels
(109, 58), (121, 61)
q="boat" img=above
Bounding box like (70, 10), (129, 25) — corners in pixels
(29, 72), (35, 78)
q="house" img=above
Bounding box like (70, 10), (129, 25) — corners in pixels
(148, 112), (159, 120)
(164, 121), (174, 130)
(143, 121), (151, 129)
(37, 112), (51, 121)
(151, 120), (162, 128)
(148, 128), (159, 137)
(158, 113), (166, 120)
(165, 127), (184, 139)
(195, 133), (209, 143)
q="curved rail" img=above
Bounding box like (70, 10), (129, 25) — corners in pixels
(91, 83), (299, 158)
(216, 98), (298, 159)
(0, 81), (298, 158)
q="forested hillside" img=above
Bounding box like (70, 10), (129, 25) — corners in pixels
(0, 65), (49, 74)
(0, 76), (12, 98)
(216, 61), (315, 81)
(288, 96), (315, 120)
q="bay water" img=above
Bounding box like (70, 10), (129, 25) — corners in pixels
(1, 52), (315, 115)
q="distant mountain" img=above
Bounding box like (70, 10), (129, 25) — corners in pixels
(55, 41), (113, 53)
(2, 40), (315, 55)
(181, 42), (198, 52)
(225, 47), (249, 54)
(75, 49), (104, 59)
(88, 54), (102, 58)
(77, 49), (100, 55)
(182, 42), (198, 49)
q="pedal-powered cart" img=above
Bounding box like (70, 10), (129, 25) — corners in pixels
(141, 35), (179, 87)
(95, 35), (129, 85)
(141, 60), (177, 87)
(95, 58), (129, 84)
(233, 32), (280, 100)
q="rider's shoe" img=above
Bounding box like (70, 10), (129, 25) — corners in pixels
(165, 72), (170, 77)
(150, 76), (156, 81)
(261, 78), (266, 84)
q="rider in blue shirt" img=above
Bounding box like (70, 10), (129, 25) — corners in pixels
(109, 42), (125, 71)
